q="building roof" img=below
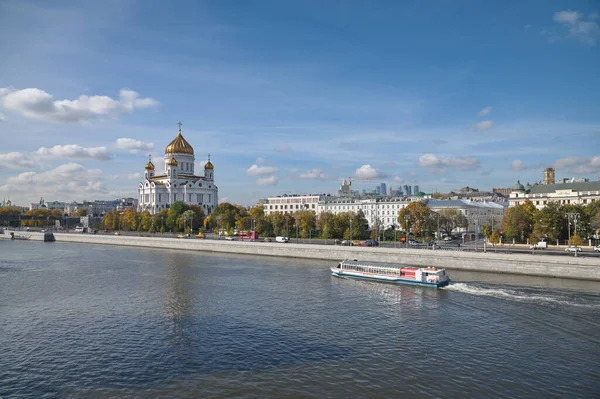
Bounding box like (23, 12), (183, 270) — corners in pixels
(527, 180), (600, 194)
(425, 199), (508, 209)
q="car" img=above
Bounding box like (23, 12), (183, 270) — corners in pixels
(114, 232), (121, 236)
(565, 246), (582, 252)
(196, 232), (205, 238)
(177, 234), (186, 239)
(225, 236), (236, 241)
(351, 240), (362, 246)
(594, 245), (600, 252)
(340, 240), (350, 246)
(443, 236), (453, 241)
(364, 239), (379, 247)
(408, 239), (418, 246)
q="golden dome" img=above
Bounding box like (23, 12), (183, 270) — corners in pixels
(167, 156), (178, 166)
(204, 153), (214, 170)
(145, 160), (155, 170)
(165, 130), (194, 155)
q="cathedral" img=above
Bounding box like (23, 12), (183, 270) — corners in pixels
(137, 123), (218, 215)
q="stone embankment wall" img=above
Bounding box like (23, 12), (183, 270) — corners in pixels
(3, 232), (600, 281)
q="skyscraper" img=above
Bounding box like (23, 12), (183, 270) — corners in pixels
(403, 185), (411, 196)
(414, 185), (420, 195)
(380, 183), (387, 196)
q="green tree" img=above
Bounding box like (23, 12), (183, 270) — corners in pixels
(489, 230), (501, 245)
(436, 209), (469, 237)
(501, 205), (533, 243)
(398, 202), (434, 239)
(569, 233), (584, 247)
(141, 211), (153, 232)
(73, 209), (88, 217)
(533, 202), (563, 241)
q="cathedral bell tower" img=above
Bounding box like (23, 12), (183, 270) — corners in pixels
(144, 154), (155, 180)
(204, 153), (214, 181)
(167, 156), (178, 180)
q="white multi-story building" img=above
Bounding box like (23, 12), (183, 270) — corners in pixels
(318, 197), (419, 229)
(262, 194), (323, 216)
(137, 123), (218, 215)
(509, 169), (600, 210)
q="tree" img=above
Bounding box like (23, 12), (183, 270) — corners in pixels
(481, 223), (493, 239)
(181, 209), (198, 232)
(73, 209), (88, 217)
(489, 230), (501, 245)
(532, 202), (563, 241)
(437, 209), (469, 237)
(569, 233), (584, 247)
(501, 205), (533, 243)
(398, 202), (434, 239)
(141, 211), (153, 232)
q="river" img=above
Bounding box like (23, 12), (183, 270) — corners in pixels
(1, 240), (599, 398)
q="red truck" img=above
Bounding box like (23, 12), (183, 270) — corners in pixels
(237, 231), (259, 240)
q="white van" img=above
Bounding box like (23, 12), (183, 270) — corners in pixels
(74, 226), (85, 233)
(275, 236), (289, 243)
(530, 238), (547, 249)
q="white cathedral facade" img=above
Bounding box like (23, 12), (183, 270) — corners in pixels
(137, 123), (218, 215)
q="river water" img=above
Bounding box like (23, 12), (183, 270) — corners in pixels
(1, 240), (599, 398)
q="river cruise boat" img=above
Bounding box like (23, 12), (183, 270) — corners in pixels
(331, 260), (450, 288)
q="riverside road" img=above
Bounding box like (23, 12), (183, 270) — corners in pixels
(37, 229), (600, 259)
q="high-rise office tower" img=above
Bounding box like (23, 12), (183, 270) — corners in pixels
(403, 185), (411, 196)
(380, 183), (387, 196)
(414, 185), (420, 195)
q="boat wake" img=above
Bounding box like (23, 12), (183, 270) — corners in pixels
(442, 283), (600, 309)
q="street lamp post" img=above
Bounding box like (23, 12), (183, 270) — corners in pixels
(285, 216), (289, 238)
(349, 218), (352, 246)
(404, 215), (409, 248)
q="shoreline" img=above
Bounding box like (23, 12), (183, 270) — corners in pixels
(3, 231), (600, 281)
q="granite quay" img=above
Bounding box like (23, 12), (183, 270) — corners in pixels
(4, 231), (599, 281)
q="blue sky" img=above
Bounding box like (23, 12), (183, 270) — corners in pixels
(0, 0), (599, 206)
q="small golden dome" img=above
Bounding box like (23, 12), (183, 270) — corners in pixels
(165, 130), (194, 155)
(205, 161), (214, 170)
(145, 160), (155, 170)
(167, 156), (178, 166)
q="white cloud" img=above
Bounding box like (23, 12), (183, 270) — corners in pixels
(255, 157), (265, 164)
(0, 152), (37, 169)
(115, 138), (154, 154)
(219, 196), (229, 204)
(256, 176), (278, 186)
(299, 168), (330, 180)
(477, 106), (492, 116)
(554, 10), (581, 24)
(553, 10), (600, 45)
(417, 154), (481, 171)
(472, 120), (494, 131)
(393, 176), (404, 183)
(512, 160), (527, 171)
(0, 163), (108, 201)
(0, 87), (159, 123)
(0, 112), (5, 121)
(355, 164), (386, 179)
(553, 156), (588, 169)
(127, 173), (142, 180)
(290, 168), (299, 173)
(555, 155), (600, 173)
(246, 164), (279, 176)
(35, 144), (111, 160)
